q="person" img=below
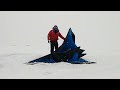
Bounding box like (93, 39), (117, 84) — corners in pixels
(47, 25), (65, 53)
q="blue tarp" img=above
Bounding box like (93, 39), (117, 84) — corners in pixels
(28, 28), (88, 64)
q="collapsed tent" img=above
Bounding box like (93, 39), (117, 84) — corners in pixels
(28, 28), (95, 64)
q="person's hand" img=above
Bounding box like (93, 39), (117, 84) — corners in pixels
(48, 40), (50, 43)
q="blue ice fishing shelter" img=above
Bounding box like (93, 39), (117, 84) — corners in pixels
(28, 28), (89, 64)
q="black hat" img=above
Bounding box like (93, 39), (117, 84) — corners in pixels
(53, 25), (59, 33)
(53, 25), (58, 29)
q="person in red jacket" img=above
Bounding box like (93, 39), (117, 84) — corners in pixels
(48, 25), (65, 53)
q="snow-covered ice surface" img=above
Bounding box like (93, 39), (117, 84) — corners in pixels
(0, 11), (120, 79)
(0, 52), (120, 79)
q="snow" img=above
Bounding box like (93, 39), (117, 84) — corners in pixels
(0, 11), (120, 79)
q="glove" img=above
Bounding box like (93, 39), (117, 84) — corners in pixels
(48, 40), (50, 43)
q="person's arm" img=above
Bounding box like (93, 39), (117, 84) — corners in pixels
(59, 32), (65, 40)
(47, 31), (51, 43)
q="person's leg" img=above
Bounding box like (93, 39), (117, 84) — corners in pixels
(55, 41), (58, 51)
(50, 41), (55, 53)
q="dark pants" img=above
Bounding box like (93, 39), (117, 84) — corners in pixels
(50, 41), (58, 53)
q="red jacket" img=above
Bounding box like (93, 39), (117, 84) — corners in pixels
(48, 30), (65, 42)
